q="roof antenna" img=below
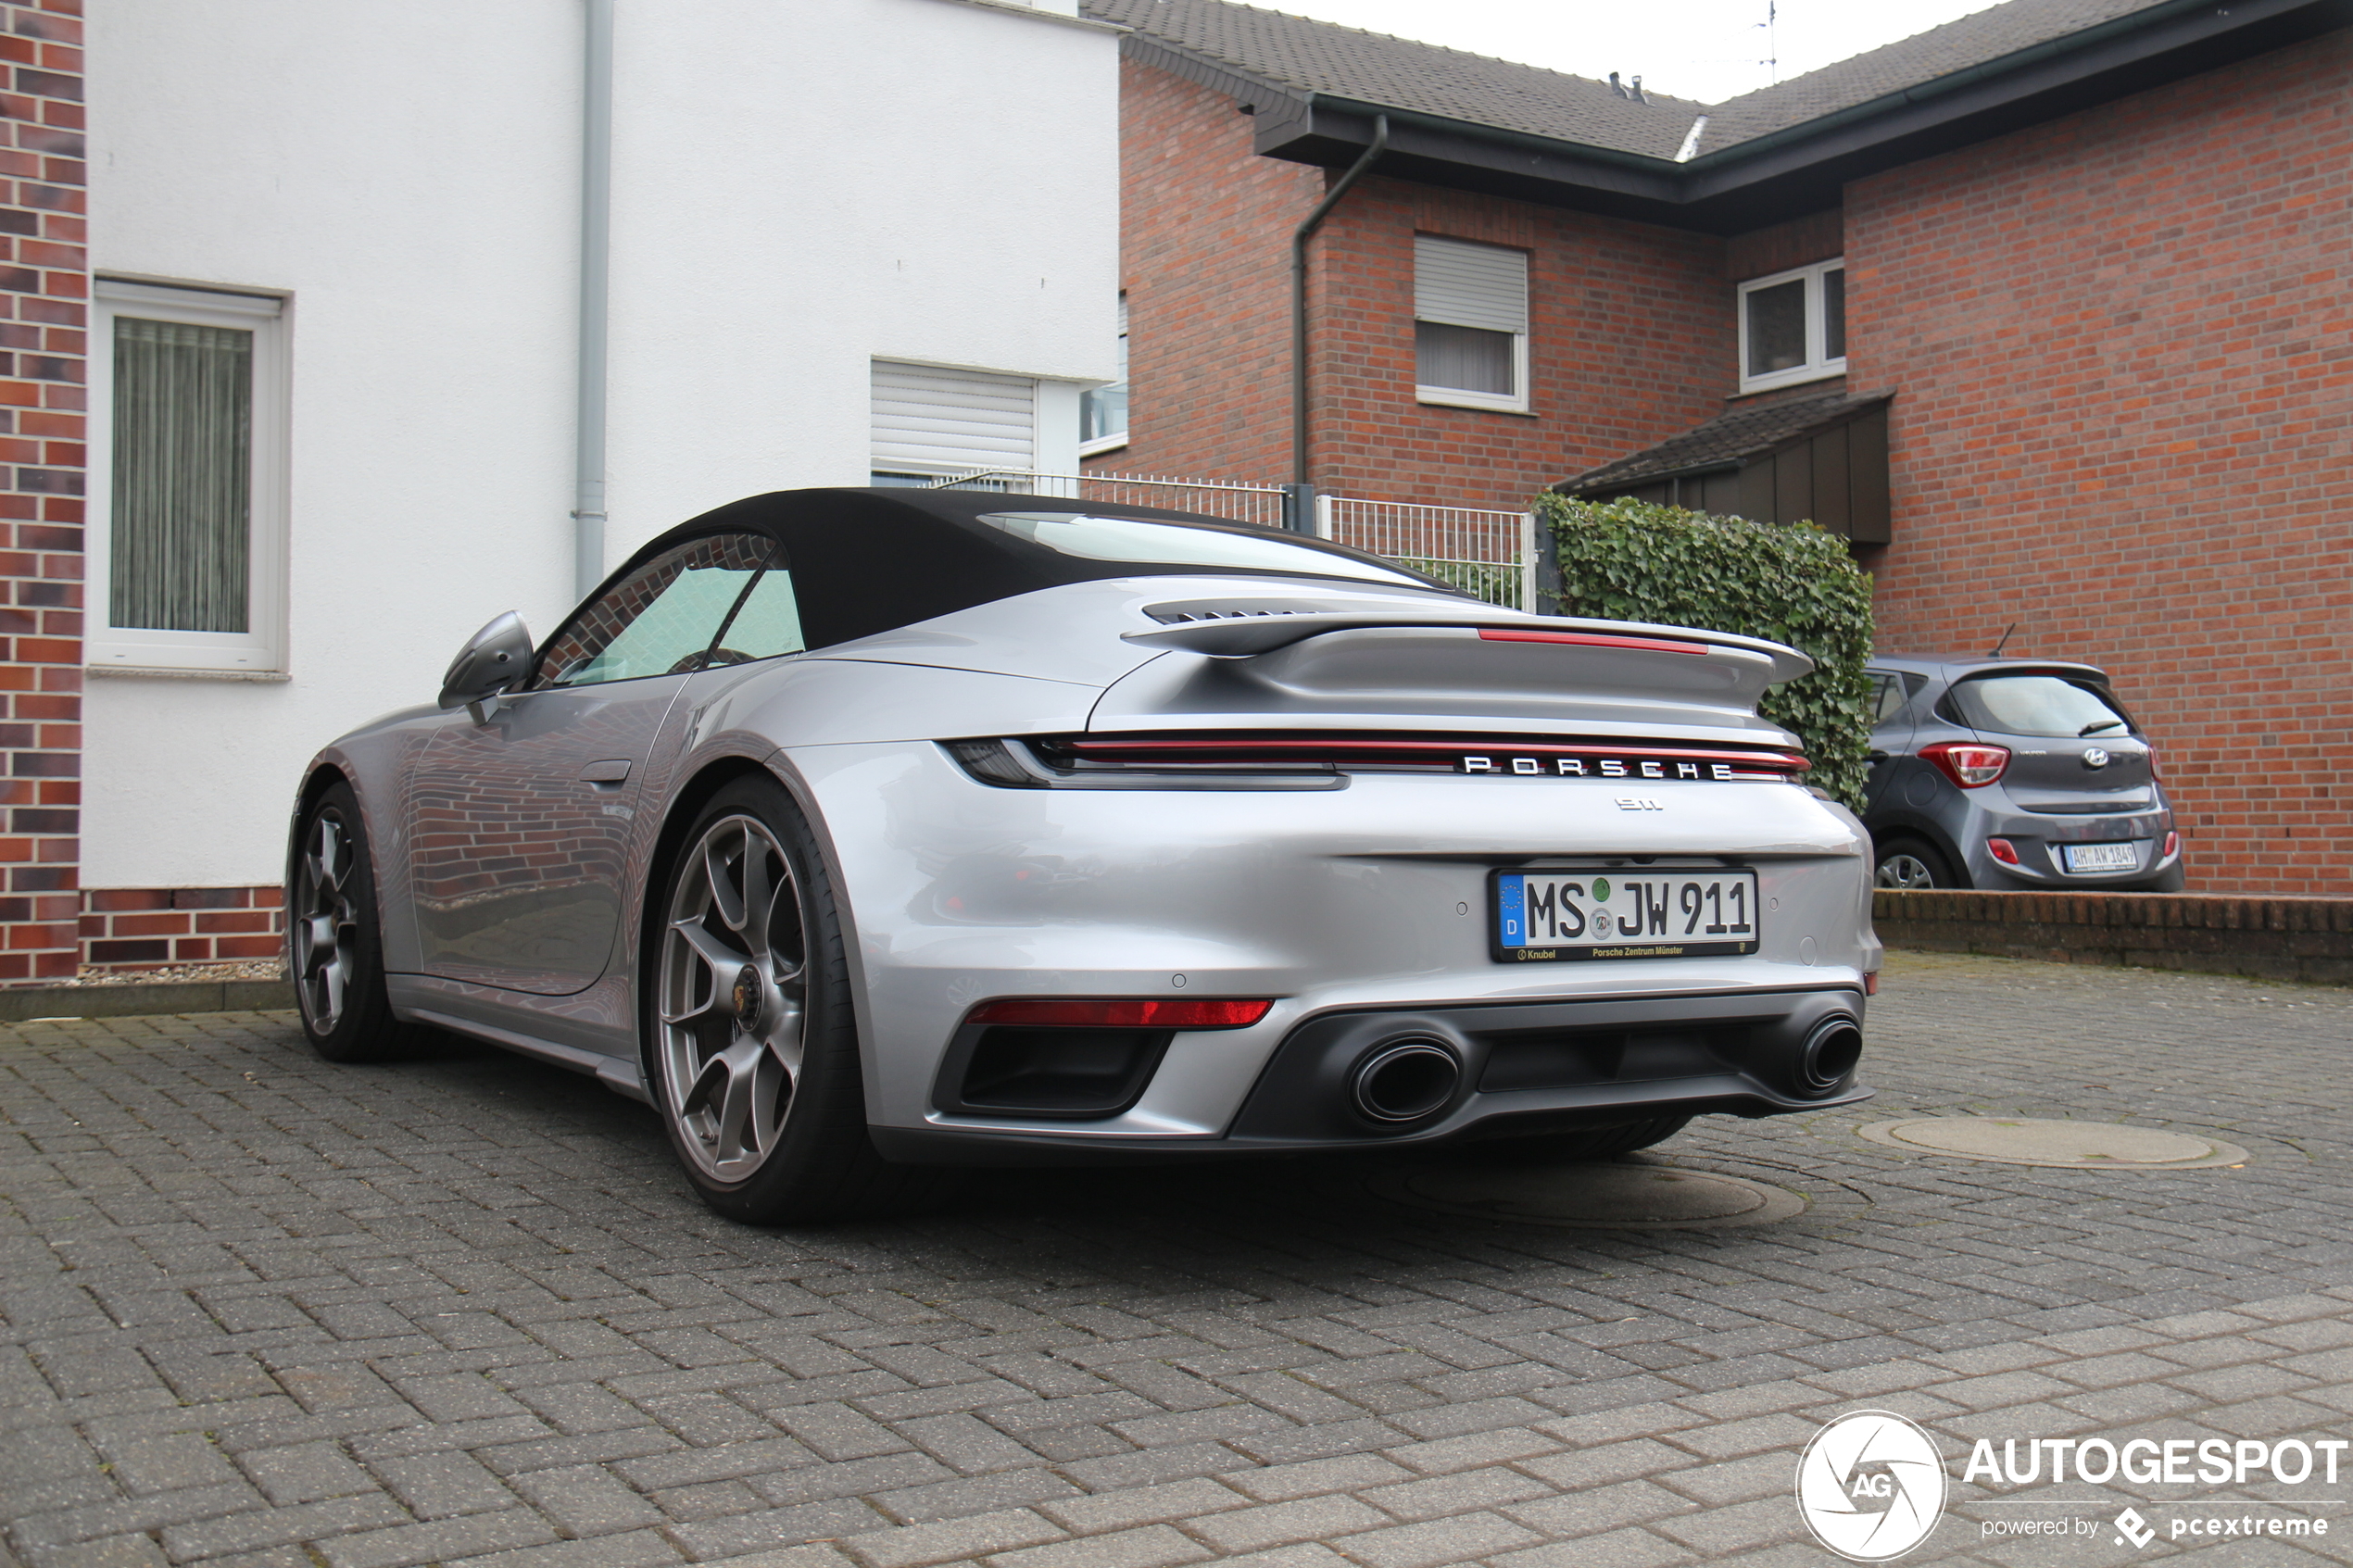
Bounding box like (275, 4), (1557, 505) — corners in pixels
(1987, 622), (2018, 659)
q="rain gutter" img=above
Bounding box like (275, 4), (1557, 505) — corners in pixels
(573, 0), (613, 600)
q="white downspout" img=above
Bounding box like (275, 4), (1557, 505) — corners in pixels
(573, 0), (613, 599)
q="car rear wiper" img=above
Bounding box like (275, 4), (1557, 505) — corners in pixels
(2079, 720), (2125, 735)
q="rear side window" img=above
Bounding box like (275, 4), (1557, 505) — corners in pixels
(1949, 674), (2133, 738)
(1867, 673), (1907, 725)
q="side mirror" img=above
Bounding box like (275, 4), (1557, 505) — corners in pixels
(439, 611), (533, 712)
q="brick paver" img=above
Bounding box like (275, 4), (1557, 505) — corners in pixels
(4, 952), (2350, 1564)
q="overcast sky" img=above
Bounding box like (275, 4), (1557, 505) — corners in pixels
(1258, 0), (2007, 104)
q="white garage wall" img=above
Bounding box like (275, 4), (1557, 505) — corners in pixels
(83, 0), (1119, 890)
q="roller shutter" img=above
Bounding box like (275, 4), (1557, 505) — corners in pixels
(1414, 237), (1528, 334)
(871, 361), (1036, 475)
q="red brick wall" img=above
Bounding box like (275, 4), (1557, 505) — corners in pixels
(0, 0), (81, 982)
(82, 885), (283, 971)
(1848, 34), (2353, 896)
(1088, 59), (1323, 485)
(1095, 61), (1734, 509)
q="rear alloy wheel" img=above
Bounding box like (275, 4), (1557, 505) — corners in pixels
(289, 783), (408, 1062)
(1873, 837), (1956, 891)
(650, 777), (945, 1224)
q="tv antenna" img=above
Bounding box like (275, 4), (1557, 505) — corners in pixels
(1757, 0), (1779, 82)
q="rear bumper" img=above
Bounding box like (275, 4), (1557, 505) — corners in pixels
(1966, 800), (2179, 887)
(871, 985), (1871, 1165)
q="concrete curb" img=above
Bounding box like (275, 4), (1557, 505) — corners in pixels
(0, 979), (296, 1022)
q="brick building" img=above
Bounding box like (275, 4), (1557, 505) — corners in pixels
(1079, 0), (2350, 896)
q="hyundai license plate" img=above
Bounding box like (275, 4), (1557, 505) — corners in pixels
(2062, 841), (2140, 872)
(1491, 870), (1760, 962)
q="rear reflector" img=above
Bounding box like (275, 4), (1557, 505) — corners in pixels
(1987, 837), (2020, 866)
(967, 997), (1275, 1030)
(1863, 972), (1880, 997)
(1477, 629), (1714, 656)
(2162, 830), (2179, 859)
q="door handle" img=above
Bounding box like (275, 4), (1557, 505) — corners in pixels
(579, 759), (632, 787)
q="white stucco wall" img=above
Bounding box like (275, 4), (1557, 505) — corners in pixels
(84, 0), (1120, 890)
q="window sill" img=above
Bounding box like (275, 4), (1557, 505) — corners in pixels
(1736, 361), (1848, 396)
(89, 664), (290, 683)
(1078, 433), (1129, 458)
(1416, 388), (1536, 416)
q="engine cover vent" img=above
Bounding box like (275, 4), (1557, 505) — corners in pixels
(1145, 598), (1342, 625)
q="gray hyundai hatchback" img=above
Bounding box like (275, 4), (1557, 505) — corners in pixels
(1861, 656), (2183, 892)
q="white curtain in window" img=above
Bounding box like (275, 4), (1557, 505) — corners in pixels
(1414, 236), (1527, 335)
(111, 317), (252, 633)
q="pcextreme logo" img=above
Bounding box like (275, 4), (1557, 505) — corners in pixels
(1796, 1411), (1949, 1561)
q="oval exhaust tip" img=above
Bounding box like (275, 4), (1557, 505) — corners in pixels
(1801, 1017), (1864, 1094)
(1351, 1039), (1462, 1124)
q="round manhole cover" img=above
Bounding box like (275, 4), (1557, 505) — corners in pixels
(1857, 1118), (2249, 1169)
(1372, 1162), (1807, 1229)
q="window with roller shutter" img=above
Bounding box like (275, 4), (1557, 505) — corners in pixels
(1413, 236), (1529, 414)
(870, 361), (1038, 484)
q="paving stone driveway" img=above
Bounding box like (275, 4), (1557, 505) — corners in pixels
(4, 952), (2350, 1568)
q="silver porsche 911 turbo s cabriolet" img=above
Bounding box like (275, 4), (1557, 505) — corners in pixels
(289, 487), (1878, 1223)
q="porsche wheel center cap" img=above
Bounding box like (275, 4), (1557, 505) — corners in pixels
(731, 965), (763, 1030)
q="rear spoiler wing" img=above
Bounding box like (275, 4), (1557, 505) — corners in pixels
(1123, 611), (1815, 684)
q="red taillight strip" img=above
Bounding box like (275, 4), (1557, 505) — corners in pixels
(967, 997), (1275, 1030)
(1477, 629), (1716, 656)
(1063, 738), (1809, 771)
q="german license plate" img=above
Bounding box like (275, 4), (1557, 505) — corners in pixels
(2062, 841), (2140, 872)
(1492, 870), (1760, 962)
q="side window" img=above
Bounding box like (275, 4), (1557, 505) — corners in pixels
(708, 568), (805, 664)
(93, 280), (290, 674)
(1867, 673), (1905, 726)
(1737, 257), (1846, 394)
(1414, 235), (1529, 413)
(535, 534), (773, 688)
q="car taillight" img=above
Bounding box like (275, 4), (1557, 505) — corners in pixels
(1920, 741), (2011, 789)
(1986, 837), (2020, 866)
(2146, 748), (2162, 782)
(966, 997), (1274, 1030)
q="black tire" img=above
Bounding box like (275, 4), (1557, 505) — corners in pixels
(288, 782), (409, 1063)
(1873, 835), (1957, 891)
(646, 775), (948, 1224)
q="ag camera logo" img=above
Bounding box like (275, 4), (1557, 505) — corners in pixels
(1797, 1411), (1947, 1561)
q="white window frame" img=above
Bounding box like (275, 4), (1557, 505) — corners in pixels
(1413, 236), (1531, 416)
(1736, 257), (1846, 395)
(90, 279), (290, 675)
(1078, 292), (1128, 458)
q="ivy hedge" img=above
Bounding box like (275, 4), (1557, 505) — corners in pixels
(1534, 494), (1876, 810)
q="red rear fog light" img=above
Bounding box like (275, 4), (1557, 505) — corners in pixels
(967, 997), (1275, 1030)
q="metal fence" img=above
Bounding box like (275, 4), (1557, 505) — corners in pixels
(1320, 495), (1536, 610)
(921, 468), (1534, 610)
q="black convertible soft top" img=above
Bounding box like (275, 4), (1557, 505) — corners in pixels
(604, 487), (1453, 654)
